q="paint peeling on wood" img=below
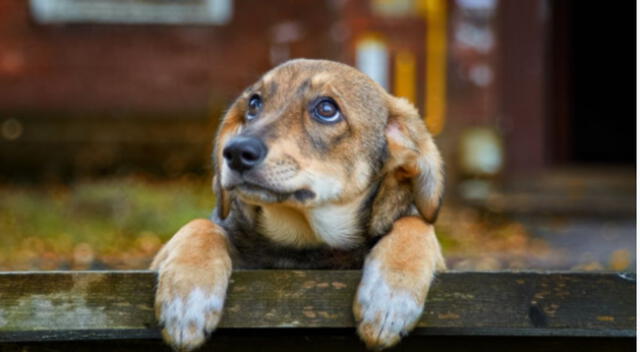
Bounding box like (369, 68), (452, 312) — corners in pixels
(437, 312), (460, 320)
(543, 303), (559, 317)
(302, 281), (316, 289)
(331, 281), (347, 289)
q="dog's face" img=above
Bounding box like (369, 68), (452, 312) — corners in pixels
(214, 59), (443, 247)
(217, 60), (388, 208)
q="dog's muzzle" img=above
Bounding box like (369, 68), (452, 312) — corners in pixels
(223, 136), (267, 173)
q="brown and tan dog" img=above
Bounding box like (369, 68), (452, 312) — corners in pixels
(151, 59), (446, 351)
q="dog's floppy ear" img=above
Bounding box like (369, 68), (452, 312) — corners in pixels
(212, 103), (243, 220)
(212, 174), (230, 220)
(384, 96), (444, 223)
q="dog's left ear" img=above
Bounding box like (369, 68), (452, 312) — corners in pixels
(384, 95), (444, 223)
(212, 174), (230, 220)
(212, 103), (243, 220)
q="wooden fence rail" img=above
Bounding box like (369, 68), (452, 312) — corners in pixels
(0, 271), (635, 351)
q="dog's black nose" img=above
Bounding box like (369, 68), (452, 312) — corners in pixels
(223, 137), (267, 172)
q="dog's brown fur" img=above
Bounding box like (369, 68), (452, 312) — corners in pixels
(151, 59), (445, 351)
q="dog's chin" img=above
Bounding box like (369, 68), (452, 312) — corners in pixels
(232, 183), (316, 205)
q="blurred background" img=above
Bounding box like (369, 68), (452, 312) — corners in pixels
(0, 0), (635, 271)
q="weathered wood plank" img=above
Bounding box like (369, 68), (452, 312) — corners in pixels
(0, 271), (635, 342)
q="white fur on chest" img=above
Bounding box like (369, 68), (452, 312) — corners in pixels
(308, 202), (362, 248)
(258, 205), (322, 247)
(257, 200), (363, 249)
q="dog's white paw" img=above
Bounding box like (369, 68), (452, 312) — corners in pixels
(155, 265), (229, 351)
(354, 260), (424, 350)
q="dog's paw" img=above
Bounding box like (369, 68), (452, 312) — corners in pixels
(155, 263), (229, 351)
(353, 260), (424, 350)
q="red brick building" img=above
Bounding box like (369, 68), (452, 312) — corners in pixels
(0, 0), (634, 197)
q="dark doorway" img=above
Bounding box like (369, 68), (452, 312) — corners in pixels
(550, 0), (636, 165)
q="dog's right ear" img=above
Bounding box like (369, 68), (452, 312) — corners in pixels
(384, 95), (444, 223)
(212, 103), (243, 220)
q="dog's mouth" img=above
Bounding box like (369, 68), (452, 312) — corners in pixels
(231, 181), (315, 204)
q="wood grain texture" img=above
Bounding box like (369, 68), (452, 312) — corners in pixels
(0, 271), (635, 342)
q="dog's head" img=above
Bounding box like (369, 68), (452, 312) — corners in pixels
(213, 59), (442, 239)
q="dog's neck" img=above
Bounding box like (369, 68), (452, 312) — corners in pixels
(256, 190), (371, 250)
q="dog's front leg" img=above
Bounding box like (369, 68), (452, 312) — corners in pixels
(354, 216), (446, 350)
(150, 219), (232, 351)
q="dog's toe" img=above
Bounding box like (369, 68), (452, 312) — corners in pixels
(155, 265), (228, 351)
(159, 288), (224, 351)
(355, 291), (422, 349)
(354, 262), (424, 350)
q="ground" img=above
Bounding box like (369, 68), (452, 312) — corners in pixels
(0, 176), (634, 271)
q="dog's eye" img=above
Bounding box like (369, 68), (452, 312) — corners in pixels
(246, 95), (263, 121)
(312, 98), (341, 124)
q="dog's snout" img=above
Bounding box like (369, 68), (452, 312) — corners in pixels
(223, 137), (267, 172)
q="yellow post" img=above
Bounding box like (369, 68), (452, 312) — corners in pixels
(393, 50), (417, 104)
(421, 0), (447, 135)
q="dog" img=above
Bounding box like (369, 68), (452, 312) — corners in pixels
(150, 59), (446, 351)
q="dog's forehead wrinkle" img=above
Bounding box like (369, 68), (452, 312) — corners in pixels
(266, 81), (279, 99)
(296, 78), (311, 95)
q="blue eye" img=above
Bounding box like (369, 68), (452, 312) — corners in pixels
(312, 98), (341, 124)
(246, 95), (262, 120)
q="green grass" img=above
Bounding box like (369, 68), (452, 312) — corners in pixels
(1, 176), (617, 271)
(0, 176), (214, 270)
(0, 177), (550, 271)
